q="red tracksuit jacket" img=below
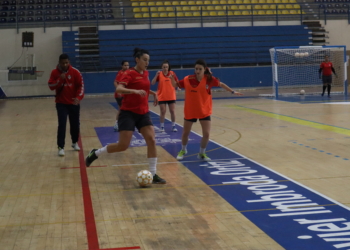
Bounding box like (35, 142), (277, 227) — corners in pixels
(48, 65), (84, 104)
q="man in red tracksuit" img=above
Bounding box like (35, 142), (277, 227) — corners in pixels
(48, 54), (84, 156)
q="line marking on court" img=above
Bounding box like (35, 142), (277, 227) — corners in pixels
(229, 105), (350, 136)
(61, 165), (107, 169)
(290, 141), (349, 161)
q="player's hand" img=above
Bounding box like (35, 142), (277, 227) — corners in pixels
(156, 71), (161, 76)
(233, 91), (243, 96)
(134, 89), (147, 97)
(60, 73), (66, 80)
(153, 95), (158, 106)
(72, 98), (80, 105)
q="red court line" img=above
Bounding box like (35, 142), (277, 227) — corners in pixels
(77, 137), (141, 250)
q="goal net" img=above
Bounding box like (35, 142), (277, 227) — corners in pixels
(269, 46), (347, 98)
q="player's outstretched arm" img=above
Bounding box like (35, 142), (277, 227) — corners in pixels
(219, 82), (243, 96)
(151, 71), (160, 85)
(168, 74), (178, 88)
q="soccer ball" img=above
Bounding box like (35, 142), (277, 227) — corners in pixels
(299, 52), (305, 58)
(136, 170), (153, 187)
(304, 52), (309, 57)
(295, 52), (300, 58)
(300, 89), (305, 95)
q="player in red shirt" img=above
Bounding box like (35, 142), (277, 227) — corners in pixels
(85, 48), (166, 184)
(319, 55), (337, 97)
(151, 60), (179, 132)
(113, 60), (129, 131)
(48, 54), (84, 156)
(169, 59), (242, 161)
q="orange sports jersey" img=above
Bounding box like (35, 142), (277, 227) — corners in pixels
(157, 71), (178, 101)
(118, 68), (150, 115)
(183, 75), (213, 120)
(320, 62), (333, 76)
(114, 70), (126, 98)
(178, 74), (220, 94)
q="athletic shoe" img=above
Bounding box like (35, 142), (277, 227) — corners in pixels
(58, 147), (65, 156)
(113, 123), (118, 132)
(160, 127), (165, 132)
(176, 149), (187, 160)
(172, 126), (177, 132)
(72, 143), (80, 151)
(153, 174), (166, 184)
(198, 153), (211, 161)
(85, 149), (98, 167)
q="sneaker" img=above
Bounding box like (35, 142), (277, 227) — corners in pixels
(85, 149), (98, 167)
(113, 123), (118, 132)
(160, 127), (165, 132)
(72, 143), (80, 151)
(198, 153), (211, 161)
(176, 149), (187, 160)
(172, 126), (177, 132)
(58, 147), (65, 156)
(153, 174), (166, 184)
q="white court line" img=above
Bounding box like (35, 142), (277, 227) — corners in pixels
(323, 102), (350, 105)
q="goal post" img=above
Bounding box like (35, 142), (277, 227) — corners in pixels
(269, 45), (347, 99)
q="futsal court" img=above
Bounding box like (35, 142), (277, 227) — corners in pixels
(1, 90), (350, 250)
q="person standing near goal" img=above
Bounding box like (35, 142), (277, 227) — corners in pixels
(169, 59), (243, 161)
(113, 60), (129, 131)
(319, 55), (337, 97)
(151, 60), (179, 132)
(48, 54), (84, 157)
(85, 48), (166, 184)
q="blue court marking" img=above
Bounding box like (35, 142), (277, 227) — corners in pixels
(290, 141), (349, 161)
(266, 94), (350, 104)
(96, 105), (350, 250)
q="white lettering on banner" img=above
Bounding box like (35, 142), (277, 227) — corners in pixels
(207, 159), (350, 249)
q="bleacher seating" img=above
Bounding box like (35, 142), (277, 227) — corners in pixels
(62, 25), (311, 72)
(0, 0), (113, 22)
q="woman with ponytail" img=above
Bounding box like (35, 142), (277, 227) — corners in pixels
(151, 60), (179, 132)
(169, 59), (243, 161)
(85, 48), (166, 184)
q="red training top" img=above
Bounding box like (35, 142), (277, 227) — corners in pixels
(320, 62), (333, 76)
(48, 65), (84, 104)
(118, 68), (150, 115)
(156, 71), (179, 101)
(114, 70), (126, 98)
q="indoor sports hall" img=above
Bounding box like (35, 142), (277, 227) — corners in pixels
(1, 5), (350, 250)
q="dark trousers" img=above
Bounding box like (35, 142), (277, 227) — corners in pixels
(56, 103), (80, 149)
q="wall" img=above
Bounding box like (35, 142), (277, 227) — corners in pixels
(0, 19), (349, 97)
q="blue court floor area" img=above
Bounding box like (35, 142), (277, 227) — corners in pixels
(270, 94), (350, 103)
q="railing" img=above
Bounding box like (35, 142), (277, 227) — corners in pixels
(1, 3), (349, 32)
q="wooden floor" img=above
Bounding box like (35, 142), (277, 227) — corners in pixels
(1, 92), (350, 250)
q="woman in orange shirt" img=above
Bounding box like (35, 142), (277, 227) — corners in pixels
(169, 59), (243, 161)
(151, 60), (179, 132)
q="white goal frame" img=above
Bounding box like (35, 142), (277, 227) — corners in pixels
(269, 45), (348, 99)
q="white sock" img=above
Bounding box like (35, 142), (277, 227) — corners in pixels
(199, 147), (206, 154)
(160, 123), (164, 128)
(182, 145), (187, 151)
(172, 122), (176, 126)
(115, 120), (118, 125)
(95, 146), (107, 157)
(148, 157), (157, 176)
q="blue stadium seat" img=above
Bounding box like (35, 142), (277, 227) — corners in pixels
(79, 9), (86, 14)
(79, 3), (86, 8)
(45, 4), (52, 8)
(9, 11), (16, 16)
(45, 15), (51, 20)
(54, 15), (60, 20)
(70, 0), (77, 3)
(88, 9), (95, 13)
(62, 0), (68, 3)
(88, 14), (96, 19)
(19, 5), (26, 10)
(319, 3), (325, 7)
(98, 8), (104, 13)
(28, 0), (34, 4)
(53, 4), (59, 8)
(105, 2), (111, 7)
(36, 5), (43, 9)
(106, 13), (113, 18)
(62, 4), (69, 8)
(0, 17), (6, 22)
(98, 14), (105, 19)
(343, 3), (348, 7)
(36, 16), (43, 21)
(63, 15), (69, 20)
(105, 8), (112, 13)
(54, 9), (60, 14)
(2, 0), (10, 5)
(53, 0), (60, 3)
(27, 16), (34, 21)
(0, 11), (7, 16)
(62, 9), (69, 14)
(71, 14), (78, 19)
(9, 17), (16, 21)
(27, 10), (33, 15)
(45, 0), (51, 3)
(70, 9), (78, 14)
(18, 11), (25, 16)
(35, 10), (42, 15)
(1, 7), (9, 11)
(79, 14), (87, 19)
(78, 0), (85, 3)
(71, 3), (77, 8)
(10, 5), (16, 10)
(96, 3), (102, 8)
(18, 16), (25, 21)
(10, 0), (16, 5)
(88, 3), (94, 8)
(36, 0), (43, 3)
(19, 0), (26, 4)
(27, 5), (34, 9)
(327, 3), (333, 7)
(45, 9), (51, 14)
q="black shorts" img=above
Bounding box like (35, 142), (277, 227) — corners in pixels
(185, 116), (211, 123)
(322, 75), (332, 84)
(118, 110), (153, 131)
(115, 97), (123, 107)
(158, 100), (176, 105)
